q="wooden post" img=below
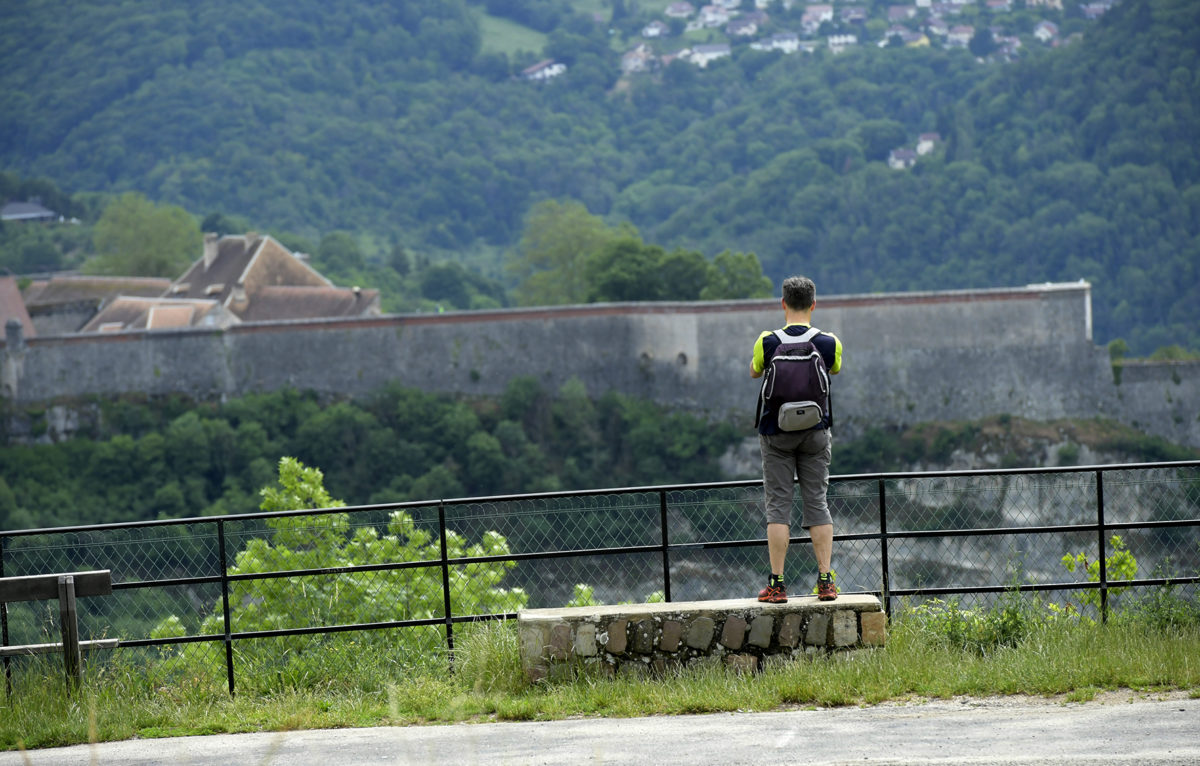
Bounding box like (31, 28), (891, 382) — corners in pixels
(58, 575), (81, 688)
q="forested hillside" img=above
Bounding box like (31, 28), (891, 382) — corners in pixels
(1, 0), (1197, 353)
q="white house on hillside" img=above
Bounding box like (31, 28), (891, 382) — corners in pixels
(521, 60), (566, 81)
(688, 43), (731, 67)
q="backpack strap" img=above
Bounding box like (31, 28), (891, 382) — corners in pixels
(773, 327), (820, 345)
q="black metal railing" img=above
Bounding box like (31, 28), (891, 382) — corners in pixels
(2, 460), (1198, 694)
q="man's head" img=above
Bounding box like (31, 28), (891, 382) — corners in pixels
(781, 276), (816, 312)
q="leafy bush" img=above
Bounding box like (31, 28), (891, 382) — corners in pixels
(151, 457), (527, 691)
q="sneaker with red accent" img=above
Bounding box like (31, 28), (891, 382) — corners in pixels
(816, 575), (838, 601)
(757, 583), (788, 603)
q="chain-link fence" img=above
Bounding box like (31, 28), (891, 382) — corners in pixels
(3, 461), (1198, 694)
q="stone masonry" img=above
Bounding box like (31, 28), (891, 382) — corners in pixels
(518, 595), (885, 682)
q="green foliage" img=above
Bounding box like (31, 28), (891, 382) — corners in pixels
(507, 199), (618, 306)
(1060, 534), (1138, 613)
(0, 380), (745, 531)
(152, 456), (527, 688)
(1, 0), (1195, 350)
(83, 192), (201, 277)
(905, 588), (1045, 655)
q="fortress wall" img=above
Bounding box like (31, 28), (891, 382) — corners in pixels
(5, 283), (1199, 448)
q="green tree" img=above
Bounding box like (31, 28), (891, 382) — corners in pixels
(153, 457), (527, 685)
(507, 200), (618, 306)
(316, 230), (365, 274)
(701, 250), (773, 300)
(85, 192), (201, 277)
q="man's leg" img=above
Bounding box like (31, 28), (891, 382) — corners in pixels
(809, 523), (832, 574)
(767, 522), (790, 575)
(797, 429), (836, 599)
(760, 433), (798, 602)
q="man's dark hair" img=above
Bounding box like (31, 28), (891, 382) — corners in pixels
(781, 276), (816, 311)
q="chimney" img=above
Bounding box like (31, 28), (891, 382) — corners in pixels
(5, 318), (24, 351)
(203, 233), (220, 271)
(229, 283), (249, 315)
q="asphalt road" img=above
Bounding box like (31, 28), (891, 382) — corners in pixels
(3, 695), (1198, 766)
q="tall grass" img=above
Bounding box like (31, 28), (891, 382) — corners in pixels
(4, 598), (1199, 751)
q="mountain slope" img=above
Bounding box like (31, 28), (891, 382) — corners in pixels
(1, 0), (1195, 352)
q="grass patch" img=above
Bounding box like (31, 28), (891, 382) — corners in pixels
(472, 8), (547, 56)
(3, 606), (1199, 751)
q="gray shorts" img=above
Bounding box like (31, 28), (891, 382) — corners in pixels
(760, 429), (833, 528)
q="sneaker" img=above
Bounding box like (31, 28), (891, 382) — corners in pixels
(816, 576), (838, 601)
(757, 583), (788, 603)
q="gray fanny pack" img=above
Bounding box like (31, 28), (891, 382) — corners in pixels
(777, 400), (823, 431)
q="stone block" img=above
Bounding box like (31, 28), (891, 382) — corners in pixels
(861, 611), (887, 646)
(617, 661), (648, 679)
(630, 618), (656, 655)
(804, 613), (829, 646)
(833, 610), (857, 647)
(686, 616), (715, 649)
(605, 619), (628, 654)
(747, 615), (774, 648)
(549, 622), (572, 660)
(724, 653), (758, 674)
(651, 655), (682, 676)
(659, 620), (682, 652)
(519, 622), (547, 660)
(720, 616), (747, 650)
(778, 613), (802, 648)
(575, 622), (598, 656)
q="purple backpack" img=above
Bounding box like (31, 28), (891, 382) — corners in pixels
(757, 327), (831, 432)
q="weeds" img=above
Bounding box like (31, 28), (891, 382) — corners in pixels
(3, 580), (1198, 752)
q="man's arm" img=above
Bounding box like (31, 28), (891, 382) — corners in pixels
(750, 332), (768, 378)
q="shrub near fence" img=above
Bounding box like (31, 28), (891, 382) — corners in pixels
(2, 460), (1199, 695)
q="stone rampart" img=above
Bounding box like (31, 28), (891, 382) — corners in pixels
(4, 282), (1199, 447)
(517, 595), (886, 681)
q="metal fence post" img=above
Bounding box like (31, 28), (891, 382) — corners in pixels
(659, 490), (672, 602)
(1, 535), (9, 696)
(878, 478), (891, 618)
(438, 501), (455, 669)
(1096, 469), (1108, 623)
(217, 520), (236, 696)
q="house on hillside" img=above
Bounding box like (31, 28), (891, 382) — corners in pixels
(827, 34), (858, 53)
(664, 2), (696, 18)
(751, 31), (800, 54)
(0, 276), (36, 340)
(687, 43), (731, 68)
(642, 20), (670, 38)
(802, 4), (834, 34)
(47, 233), (381, 335)
(841, 6), (868, 25)
(946, 25), (973, 48)
(521, 59), (566, 81)
(726, 17), (758, 36)
(1034, 20), (1059, 43)
(80, 296), (229, 333)
(917, 133), (942, 155)
(1, 201), (58, 223)
(164, 233), (380, 325)
(888, 148), (917, 169)
(21, 275), (172, 335)
(622, 44), (658, 74)
(698, 5), (730, 27)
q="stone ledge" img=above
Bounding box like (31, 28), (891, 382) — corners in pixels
(518, 594), (885, 682)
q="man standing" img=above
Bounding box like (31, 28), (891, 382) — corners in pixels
(750, 276), (842, 603)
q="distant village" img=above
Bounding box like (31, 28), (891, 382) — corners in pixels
(517, 0), (1118, 170)
(521, 0), (1117, 80)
